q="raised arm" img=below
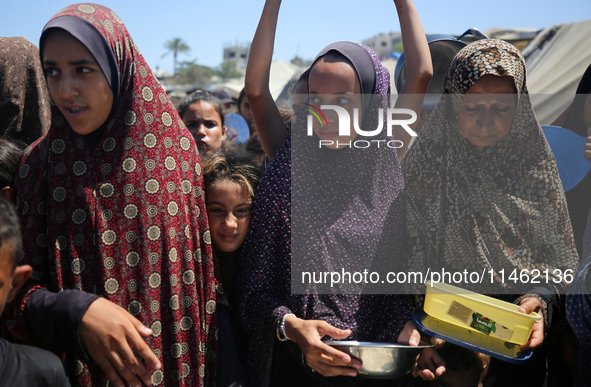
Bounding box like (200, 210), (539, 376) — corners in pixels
(245, 0), (288, 161)
(392, 0), (432, 159)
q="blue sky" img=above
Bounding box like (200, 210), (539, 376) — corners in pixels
(2, 1), (590, 74)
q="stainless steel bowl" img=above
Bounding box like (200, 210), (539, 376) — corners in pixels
(324, 341), (431, 379)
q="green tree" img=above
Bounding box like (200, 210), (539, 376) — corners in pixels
(173, 61), (215, 87)
(217, 61), (243, 81)
(162, 38), (190, 75)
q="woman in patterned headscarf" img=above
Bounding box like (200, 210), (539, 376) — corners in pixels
(403, 39), (579, 385)
(0, 37), (51, 145)
(6, 4), (219, 386)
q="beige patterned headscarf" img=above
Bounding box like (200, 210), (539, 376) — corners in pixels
(402, 39), (578, 297)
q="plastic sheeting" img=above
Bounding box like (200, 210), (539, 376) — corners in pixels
(525, 19), (591, 124)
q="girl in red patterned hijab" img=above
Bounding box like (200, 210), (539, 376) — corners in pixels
(7, 3), (219, 386)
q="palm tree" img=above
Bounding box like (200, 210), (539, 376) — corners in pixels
(162, 38), (190, 75)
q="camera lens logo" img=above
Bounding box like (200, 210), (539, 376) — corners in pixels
(303, 103), (328, 127)
(303, 102), (418, 149)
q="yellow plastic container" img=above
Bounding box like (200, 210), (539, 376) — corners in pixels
(423, 281), (541, 345)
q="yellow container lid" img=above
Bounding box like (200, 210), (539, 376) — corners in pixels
(423, 281), (541, 345)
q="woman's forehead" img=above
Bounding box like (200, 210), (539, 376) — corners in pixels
(465, 75), (517, 95)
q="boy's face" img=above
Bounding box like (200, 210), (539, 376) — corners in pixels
(0, 241), (32, 316)
(0, 241), (17, 316)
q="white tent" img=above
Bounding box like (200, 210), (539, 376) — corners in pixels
(268, 60), (301, 100)
(219, 60), (302, 101)
(525, 19), (591, 124)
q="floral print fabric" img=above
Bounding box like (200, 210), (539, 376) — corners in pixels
(11, 4), (219, 386)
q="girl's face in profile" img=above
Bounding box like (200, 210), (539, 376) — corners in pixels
(42, 29), (113, 136)
(308, 58), (362, 149)
(206, 179), (252, 254)
(239, 95), (255, 133)
(457, 74), (517, 148)
(182, 101), (227, 154)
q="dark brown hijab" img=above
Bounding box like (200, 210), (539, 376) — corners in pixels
(0, 37), (50, 145)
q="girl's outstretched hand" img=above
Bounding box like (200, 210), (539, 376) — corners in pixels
(80, 298), (161, 387)
(284, 315), (361, 377)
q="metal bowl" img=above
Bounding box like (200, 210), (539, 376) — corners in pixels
(324, 341), (431, 379)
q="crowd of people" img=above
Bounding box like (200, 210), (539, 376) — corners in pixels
(0, 1), (590, 386)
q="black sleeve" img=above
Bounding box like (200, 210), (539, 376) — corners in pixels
(515, 286), (560, 330)
(0, 340), (71, 387)
(0, 339), (5, 368)
(24, 289), (99, 361)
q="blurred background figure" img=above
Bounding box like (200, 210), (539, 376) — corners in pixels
(0, 136), (25, 203)
(552, 64), (591, 256)
(237, 88), (256, 136)
(0, 37), (51, 145)
(178, 90), (228, 157)
(212, 88), (237, 110)
(224, 112), (250, 145)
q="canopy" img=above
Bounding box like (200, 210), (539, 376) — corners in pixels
(525, 19), (591, 124)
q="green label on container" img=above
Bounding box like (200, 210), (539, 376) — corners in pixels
(470, 313), (497, 335)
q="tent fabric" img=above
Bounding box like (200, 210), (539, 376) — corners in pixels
(268, 60), (300, 100)
(525, 19), (591, 124)
(220, 60), (301, 102)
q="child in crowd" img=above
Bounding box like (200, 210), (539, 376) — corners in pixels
(0, 197), (70, 386)
(237, 88), (256, 136)
(237, 0), (432, 385)
(203, 152), (262, 295)
(7, 4), (219, 386)
(203, 152), (263, 387)
(178, 90), (228, 157)
(245, 134), (266, 168)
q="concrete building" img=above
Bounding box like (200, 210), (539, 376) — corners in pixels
(223, 43), (251, 73)
(362, 32), (403, 59)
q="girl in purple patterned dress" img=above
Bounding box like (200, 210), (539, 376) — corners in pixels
(237, 0), (432, 385)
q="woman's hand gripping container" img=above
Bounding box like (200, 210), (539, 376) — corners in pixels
(423, 281), (541, 345)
